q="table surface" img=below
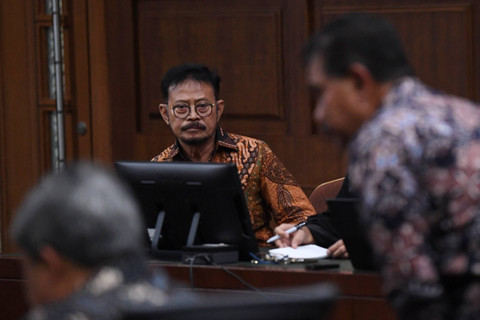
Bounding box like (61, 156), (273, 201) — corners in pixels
(0, 254), (397, 320)
(150, 257), (385, 295)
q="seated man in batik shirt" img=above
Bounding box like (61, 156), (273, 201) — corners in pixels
(152, 63), (316, 245)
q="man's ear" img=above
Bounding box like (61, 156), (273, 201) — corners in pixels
(159, 103), (170, 125)
(215, 100), (224, 121)
(38, 246), (69, 277)
(348, 63), (375, 91)
(348, 63), (383, 116)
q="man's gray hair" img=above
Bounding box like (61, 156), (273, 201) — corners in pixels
(10, 162), (145, 267)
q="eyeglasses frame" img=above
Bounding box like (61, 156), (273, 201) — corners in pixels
(169, 102), (217, 119)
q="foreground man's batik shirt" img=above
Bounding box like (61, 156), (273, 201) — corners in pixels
(349, 77), (480, 320)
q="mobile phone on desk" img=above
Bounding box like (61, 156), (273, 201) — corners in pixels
(305, 263), (340, 270)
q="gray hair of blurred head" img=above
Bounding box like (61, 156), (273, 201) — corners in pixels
(10, 162), (145, 267)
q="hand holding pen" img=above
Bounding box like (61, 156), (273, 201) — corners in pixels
(270, 222), (348, 257)
(267, 221), (306, 243)
(269, 221), (314, 248)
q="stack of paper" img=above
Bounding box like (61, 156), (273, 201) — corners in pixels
(269, 244), (328, 260)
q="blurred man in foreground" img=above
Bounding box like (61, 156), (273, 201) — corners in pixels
(304, 12), (480, 320)
(10, 163), (173, 320)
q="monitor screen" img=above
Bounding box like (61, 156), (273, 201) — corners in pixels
(114, 161), (258, 261)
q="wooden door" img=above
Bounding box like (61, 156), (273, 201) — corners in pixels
(0, 0), (93, 252)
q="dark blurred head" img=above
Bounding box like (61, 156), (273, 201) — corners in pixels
(304, 12), (412, 82)
(10, 162), (145, 305)
(304, 13), (412, 146)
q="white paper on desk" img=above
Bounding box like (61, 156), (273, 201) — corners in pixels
(269, 244), (328, 259)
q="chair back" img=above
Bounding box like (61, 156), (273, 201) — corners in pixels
(309, 177), (345, 213)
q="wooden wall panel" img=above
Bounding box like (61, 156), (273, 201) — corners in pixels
(314, 1), (477, 101)
(0, 0), (41, 252)
(70, 0), (94, 159)
(134, 0), (291, 136)
(0, 0), (4, 254)
(88, 0), (115, 163)
(137, 4), (284, 120)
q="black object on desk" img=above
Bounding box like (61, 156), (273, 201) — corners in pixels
(182, 244), (239, 265)
(115, 161), (258, 262)
(326, 198), (378, 271)
(305, 263), (340, 270)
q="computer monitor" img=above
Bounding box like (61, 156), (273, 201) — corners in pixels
(114, 161), (258, 261)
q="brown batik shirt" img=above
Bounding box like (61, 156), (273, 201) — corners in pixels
(151, 128), (316, 245)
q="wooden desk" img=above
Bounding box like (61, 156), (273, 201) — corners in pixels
(0, 255), (397, 320)
(0, 255), (29, 320)
(153, 260), (397, 320)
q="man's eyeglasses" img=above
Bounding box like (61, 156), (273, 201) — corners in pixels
(170, 103), (215, 119)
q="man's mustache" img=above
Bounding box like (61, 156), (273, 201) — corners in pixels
(181, 122), (206, 131)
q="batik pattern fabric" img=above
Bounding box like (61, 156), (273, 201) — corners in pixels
(349, 77), (480, 320)
(152, 128), (316, 245)
(22, 258), (182, 320)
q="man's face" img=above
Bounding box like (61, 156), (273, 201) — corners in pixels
(306, 56), (368, 146)
(159, 79), (224, 147)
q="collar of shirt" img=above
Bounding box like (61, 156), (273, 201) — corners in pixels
(346, 76), (421, 149)
(381, 76), (423, 110)
(163, 126), (239, 161)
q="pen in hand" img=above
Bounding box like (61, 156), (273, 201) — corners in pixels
(267, 221), (307, 244)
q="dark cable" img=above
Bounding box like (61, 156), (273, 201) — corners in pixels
(186, 253), (206, 287)
(217, 265), (273, 300)
(187, 253), (272, 300)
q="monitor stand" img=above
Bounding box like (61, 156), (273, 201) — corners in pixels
(149, 210), (182, 261)
(149, 210), (238, 264)
(151, 210), (166, 251)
